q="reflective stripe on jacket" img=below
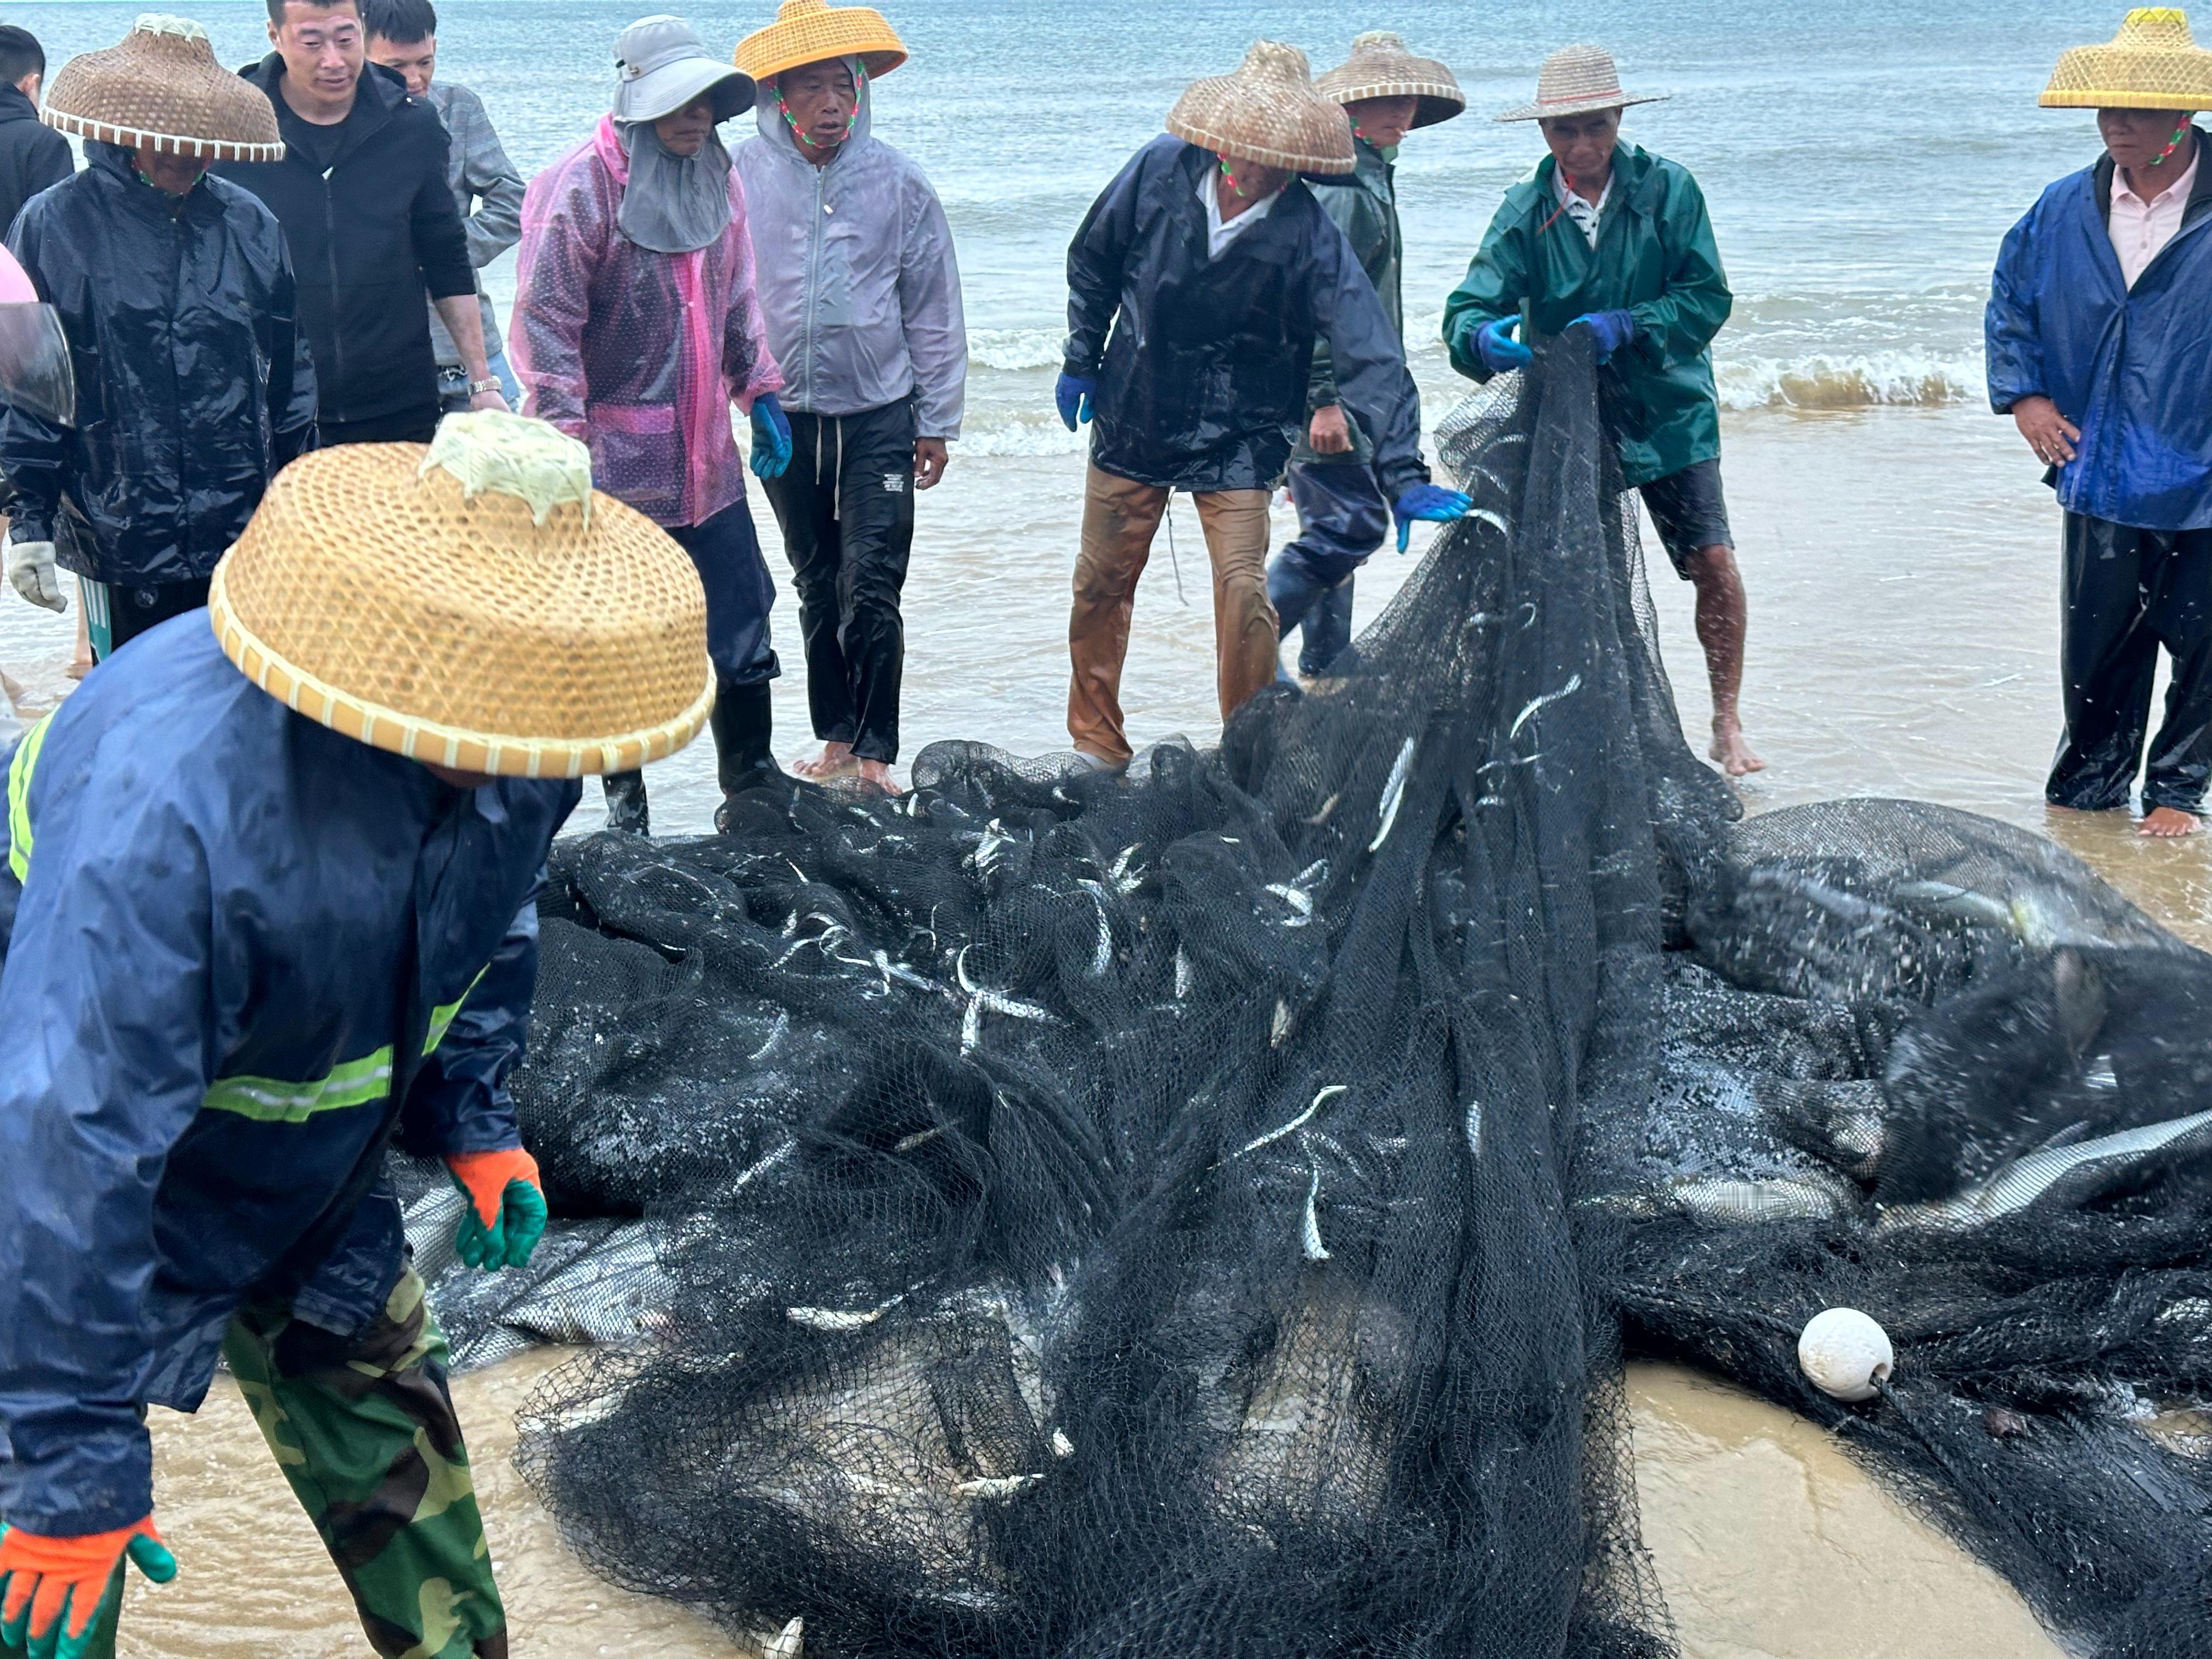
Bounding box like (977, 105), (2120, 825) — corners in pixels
(734, 74), (966, 437)
(0, 618), (578, 1536)
(1985, 136), (2212, 532)
(1443, 143), (1731, 488)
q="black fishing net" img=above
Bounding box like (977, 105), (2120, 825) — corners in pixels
(423, 336), (2212, 1657)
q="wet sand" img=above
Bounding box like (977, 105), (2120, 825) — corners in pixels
(10, 397), (2199, 1652)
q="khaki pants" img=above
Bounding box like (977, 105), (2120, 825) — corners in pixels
(1068, 466), (1278, 764)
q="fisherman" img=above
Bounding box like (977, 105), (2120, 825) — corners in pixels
(221, 0), (505, 445)
(1059, 42), (1467, 770)
(735, 0), (966, 794)
(363, 0), (528, 410)
(1, 17), (317, 662)
(1443, 44), (1759, 777)
(0, 26), (71, 236)
(1268, 32), (1465, 681)
(0, 412), (715, 1659)
(1988, 8), (2212, 838)
(512, 15), (791, 836)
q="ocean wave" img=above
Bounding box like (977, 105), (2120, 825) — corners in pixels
(969, 328), (1067, 371)
(1716, 352), (1980, 411)
(957, 417), (1088, 457)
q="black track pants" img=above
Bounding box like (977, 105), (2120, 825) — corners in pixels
(759, 400), (917, 764)
(2047, 511), (2212, 814)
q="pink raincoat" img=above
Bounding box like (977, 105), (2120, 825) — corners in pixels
(511, 117), (784, 529)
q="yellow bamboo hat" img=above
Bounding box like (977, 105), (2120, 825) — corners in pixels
(2042, 8), (2212, 110)
(1167, 41), (1356, 175)
(44, 14), (283, 161)
(209, 413), (715, 780)
(735, 0), (908, 82)
(1314, 32), (1466, 130)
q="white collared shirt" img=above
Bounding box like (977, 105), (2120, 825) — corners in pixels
(2110, 150), (2198, 288)
(1199, 167), (1282, 259)
(1554, 169), (1612, 249)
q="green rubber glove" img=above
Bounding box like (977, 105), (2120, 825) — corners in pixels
(444, 1148), (549, 1271)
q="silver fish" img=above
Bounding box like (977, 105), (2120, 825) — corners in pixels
(1664, 1171), (1857, 1225)
(1467, 507), (1510, 535)
(1263, 882), (1314, 927)
(1237, 1085), (1348, 1158)
(788, 1299), (899, 1331)
(1271, 998), (1294, 1046)
(1301, 1166), (1331, 1261)
(1369, 737), (1417, 853)
(748, 1009), (791, 1063)
(1174, 946), (1193, 1001)
(954, 1474), (1044, 1499)
(1302, 792), (1342, 826)
(1076, 879), (1114, 975)
(1508, 674), (1584, 740)
(1892, 879), (2064, 949)
(1889, 1107), (2212, 1231)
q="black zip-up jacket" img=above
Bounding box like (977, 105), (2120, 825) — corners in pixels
(216, 57), (473, 426)
(1, 144), (317, 585)
(1063, 136), (1427, 497)
(0, 84), (71, 237)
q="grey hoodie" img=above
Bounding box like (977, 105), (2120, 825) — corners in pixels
(733, 72), (966, 438)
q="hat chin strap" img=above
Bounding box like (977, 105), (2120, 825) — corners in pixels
(776, 60), (866, 151)
(2151, 118), (2192, 166)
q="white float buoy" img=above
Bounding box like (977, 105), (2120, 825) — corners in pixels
(1797, 1306), (1895, 1402)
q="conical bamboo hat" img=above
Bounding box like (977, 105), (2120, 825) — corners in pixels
(1168, 41), (1355, 174)
(45, 14), (283, 162)
(210, 414), (714, 780)
(736, 0), (908, 83)
(1314, 32), (1465, 130)
(2042, 8), (2212, 110)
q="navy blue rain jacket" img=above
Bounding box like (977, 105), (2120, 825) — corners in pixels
(2, 144), (318, 586)
(1062, 137), (1429, 498)
(0, 620), (579, 1536)
(1985, 137), (2212, 531)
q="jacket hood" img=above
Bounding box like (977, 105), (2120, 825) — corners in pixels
(0, 83), (35, 125)
(754, 57), (873, 159)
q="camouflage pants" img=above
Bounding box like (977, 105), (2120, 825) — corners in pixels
(63, 1269), (506, 1659)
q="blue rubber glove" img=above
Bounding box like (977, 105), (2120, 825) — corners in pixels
(1055, 372), (1096, 433)
(1392, 483), (1476, 552)
(748, 392), (792, 481)
(1475, 317), (1533, 375)
(1569, 309), (1638, 363)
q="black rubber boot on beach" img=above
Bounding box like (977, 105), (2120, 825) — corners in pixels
(601, 770), (650, 837)
(712, 682), (780, 833)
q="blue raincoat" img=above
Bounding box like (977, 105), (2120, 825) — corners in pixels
(1985, 138), (2212, 531)
(0, 619), (579, 1535)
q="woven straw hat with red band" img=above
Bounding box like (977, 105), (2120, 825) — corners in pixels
(45, 14), (283, 162)
(210, 414), (715, 780)
(1167, 41), (1356, 175)
(736, 0), (909, 83)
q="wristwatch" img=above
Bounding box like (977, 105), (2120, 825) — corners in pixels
(468, 376), (502, 396)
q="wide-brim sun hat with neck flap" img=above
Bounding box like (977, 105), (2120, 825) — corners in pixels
(210, 412), (715, 779)
(43, 13), (283, 161)
(1167, 41), (1356, 175)
(1496, 42), (1669, 123)
(736, 0), (909, 82)
(2042, 8), (2212, 110)
(612, 15), (757, 126)
(1314, 32), (1466, 131)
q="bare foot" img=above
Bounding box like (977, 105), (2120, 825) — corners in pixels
(855, 758), (904, 795)
(792, 740), (856, 781)
(1710, 723), (1766, 778)
(2139, 805), (2202, 838)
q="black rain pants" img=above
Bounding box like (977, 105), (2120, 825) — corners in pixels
(2047, 511), (2212, 815)
(759, 399), (916, 765)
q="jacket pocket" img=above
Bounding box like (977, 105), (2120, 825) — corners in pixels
(585, 401), (680, 512)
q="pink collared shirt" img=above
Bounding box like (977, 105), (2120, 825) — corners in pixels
(2110, 150), (2198, 289)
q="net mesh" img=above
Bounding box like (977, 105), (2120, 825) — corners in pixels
(407, 338), (2212, 1657)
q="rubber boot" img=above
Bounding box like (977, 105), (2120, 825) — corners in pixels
(601, 770), (650, 837)
(1265, 556), (1329, 689)
(712, 681), (780, 833)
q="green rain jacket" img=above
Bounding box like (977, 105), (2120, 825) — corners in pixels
(1300, 136), (1403, 466)
(1443, 143), (1731, 486)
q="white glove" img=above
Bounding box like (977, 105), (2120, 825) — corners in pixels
(5, 537), (64, 613)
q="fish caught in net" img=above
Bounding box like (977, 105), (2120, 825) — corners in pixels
(403, 336), (2212, 1657)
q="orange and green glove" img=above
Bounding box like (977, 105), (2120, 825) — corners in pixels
(0, 1517), (175, 1659)
(444, 1147), (548, 1271)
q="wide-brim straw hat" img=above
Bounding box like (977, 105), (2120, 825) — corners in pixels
(2042, 7), (2212, 111)
(1314, 32), (1466, 129)
(44, 14), (283, 162)
(612, 15), (757, 126)
(209, 413), (714, 780)
(1167, 41), (1355, 175)
(736, 0), (909, 82)
(1496, 42), (1669, 123)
